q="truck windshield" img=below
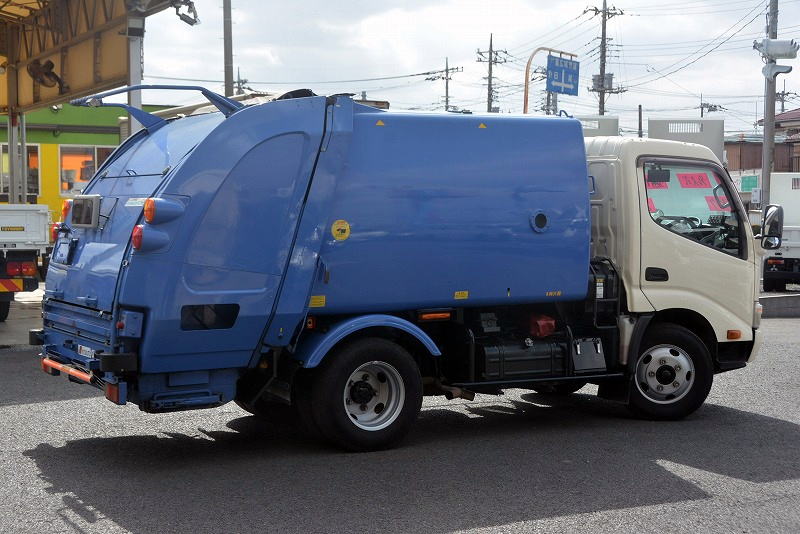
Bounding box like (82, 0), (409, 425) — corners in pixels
(98, 112), (224, 179)
(643, 160), (744, 258)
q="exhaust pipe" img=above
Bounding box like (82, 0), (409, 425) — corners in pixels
(434, 380), (476, 401)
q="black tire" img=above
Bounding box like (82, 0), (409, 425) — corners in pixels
(531, 381), (588, 395)
(628, 323), (713, 420)
(0, 300), (9, 322)
(234, 369), (321, 438)
(309, 338), (422, 452)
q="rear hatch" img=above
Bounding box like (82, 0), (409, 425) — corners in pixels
(46, 112), (224, 314)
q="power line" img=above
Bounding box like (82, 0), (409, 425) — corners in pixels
(622, 0), (768, 88)
(146, 68), (458, 85)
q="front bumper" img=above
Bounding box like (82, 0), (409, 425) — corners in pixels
(748, 328), (763, 363)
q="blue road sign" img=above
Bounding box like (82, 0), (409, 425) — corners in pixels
(546, 55), (579, 96)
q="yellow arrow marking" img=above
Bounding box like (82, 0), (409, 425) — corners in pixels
(375, 119), (385, 126)
(478, 123), (487, 129)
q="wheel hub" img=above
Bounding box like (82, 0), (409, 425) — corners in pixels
(655, 365), (677, 385)
(342, 361), (406, 432)
(349, 380), (375, 405)
(635, 344), (695, 404)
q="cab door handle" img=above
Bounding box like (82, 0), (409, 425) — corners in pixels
(645, 267), (669, 282)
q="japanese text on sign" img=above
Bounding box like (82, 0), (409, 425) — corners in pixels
(677, 172), (711, 188)
(546, 55), (580, 96)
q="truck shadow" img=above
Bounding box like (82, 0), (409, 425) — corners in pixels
(23, 394), (800, 533)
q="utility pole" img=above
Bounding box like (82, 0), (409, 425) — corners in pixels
(445, 57), (451, 111)
(235, 67), (249, 95)
(425, 58), (462, 111)
(638, 104), (643, 137)
(223, 0), (234, 97)
(776, 80), (797, 112)
(477, 34), (507, 113)
(487, 34), (493, 113)
(586, 1), (624, 115)
(761, 0), (779, 206)
(700, 99), (724, 117)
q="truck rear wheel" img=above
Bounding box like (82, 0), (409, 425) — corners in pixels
(628, 323), (713, 420)
(0, 301), (9, 322)
(309, 338), (422, 452)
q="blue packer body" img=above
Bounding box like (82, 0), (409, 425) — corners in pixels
(39, 92), (590, 411)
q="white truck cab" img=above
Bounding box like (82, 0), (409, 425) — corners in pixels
(586, 137), (767, 374)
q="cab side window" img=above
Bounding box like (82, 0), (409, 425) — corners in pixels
(643, 161), (744, 258)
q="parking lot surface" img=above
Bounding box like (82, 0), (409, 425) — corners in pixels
(1, 315), (799, 533)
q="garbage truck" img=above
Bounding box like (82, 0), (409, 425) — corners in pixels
(31, 85), (784, 451)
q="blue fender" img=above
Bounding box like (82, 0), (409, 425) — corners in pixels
(294, 314), (442, 368)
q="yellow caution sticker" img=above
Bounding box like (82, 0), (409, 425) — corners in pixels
(331, 219), (351, 241)
(375, 119), (385, 126)
(1, 226), (25, 231)
(478, 123), (487, 129)
(454, 290), (469, 300)
(309, 295), (327, 308)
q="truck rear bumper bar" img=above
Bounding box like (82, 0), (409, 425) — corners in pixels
(41, 356), (92, 383)
(40, 355), (127, 405)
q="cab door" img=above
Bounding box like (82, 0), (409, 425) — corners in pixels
(638, 157), (755, 341)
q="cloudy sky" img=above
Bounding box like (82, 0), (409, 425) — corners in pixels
(140, 0), (800, 134)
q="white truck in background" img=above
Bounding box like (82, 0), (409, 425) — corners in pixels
(762, 172), (800, 292)
(0, 204), (50, 321)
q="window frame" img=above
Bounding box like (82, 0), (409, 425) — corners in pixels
(58, 144), (118, 197)
(638, 155), (749, 261)
(0, 142), (41, 203)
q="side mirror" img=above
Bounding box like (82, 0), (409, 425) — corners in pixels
(761, 204), (784, 250)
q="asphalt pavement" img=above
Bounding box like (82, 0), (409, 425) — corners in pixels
(1, 315), (799, 533)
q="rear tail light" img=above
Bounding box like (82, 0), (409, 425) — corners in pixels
(131, 225), (144, 250)
(143, 198), (156, 223)
(61, 199), (73, 220)
(20, 262), (37, 276)
(5, 262), (21, 276)
(50, 222), (60, 242)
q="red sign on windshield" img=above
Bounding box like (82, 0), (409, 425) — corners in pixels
(677, 172), (711, 188)
(645, 177), (668, 189)
(705, 195), (731, 212)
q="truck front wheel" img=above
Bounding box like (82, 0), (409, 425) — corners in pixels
(0, 300), (9, 322)
(628, 323), (713, 420)
(309, 338), (422, 451)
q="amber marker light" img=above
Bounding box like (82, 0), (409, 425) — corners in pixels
(143, 198), (156, 223)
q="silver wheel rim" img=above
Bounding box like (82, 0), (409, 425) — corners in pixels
(635, 344), (695, 404)
(342, 361), (405, 431)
